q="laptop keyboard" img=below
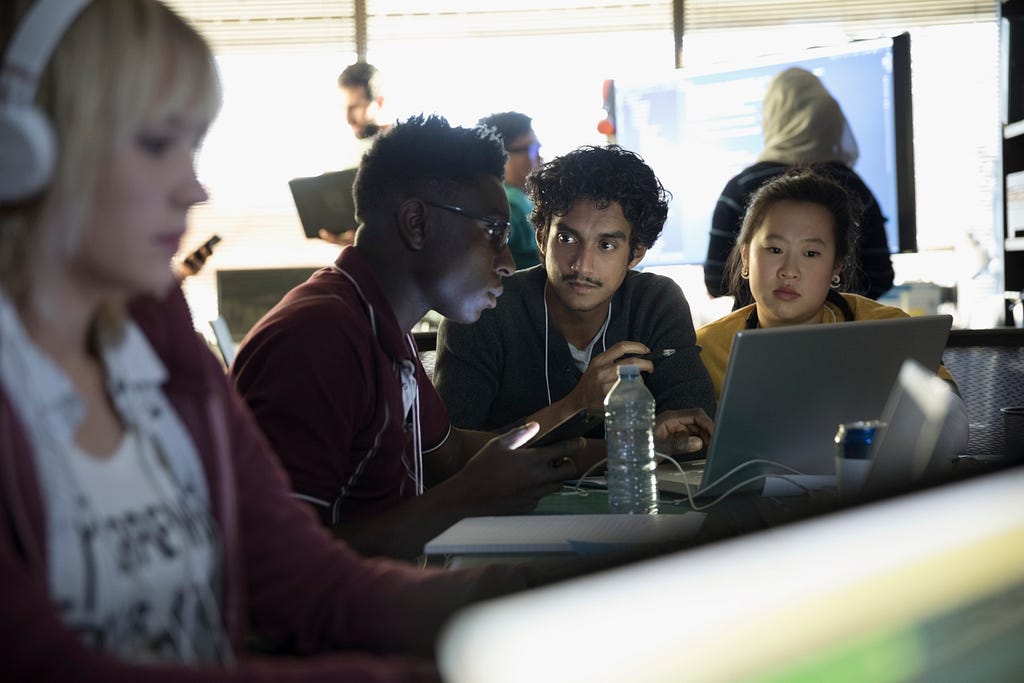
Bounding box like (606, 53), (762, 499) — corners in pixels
(656, 460), (706, 495)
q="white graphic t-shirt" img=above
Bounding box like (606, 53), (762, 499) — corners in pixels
(64, 429), (224, 662)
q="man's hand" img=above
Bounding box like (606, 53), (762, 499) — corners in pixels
(319, 228), (356, 246)
(654, 408), (714, 455)
(563, 340), (654, 413)
(454, 423), (582, 515)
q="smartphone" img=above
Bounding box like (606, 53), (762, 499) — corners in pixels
(526, 409), (604, 448)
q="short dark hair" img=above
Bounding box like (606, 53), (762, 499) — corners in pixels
(526, 145), (669, 258)
(354, 114), (507, 221)
(338, 61), (382, 100)
(477, 111), (533, 148)
(725, 166), (861, 296)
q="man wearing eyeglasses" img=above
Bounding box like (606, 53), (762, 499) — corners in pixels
(435, 145), (717, 461)
(479, 112), (542, 270)
(231, 115), (580, 561)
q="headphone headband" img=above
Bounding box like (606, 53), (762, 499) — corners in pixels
(1, 0), (93, 105)
(0, 0), (94, 202)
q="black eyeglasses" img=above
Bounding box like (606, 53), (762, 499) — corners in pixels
(423, 200), (511, 251)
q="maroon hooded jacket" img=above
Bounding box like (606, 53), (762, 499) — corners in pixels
(0, 287), (529, 682)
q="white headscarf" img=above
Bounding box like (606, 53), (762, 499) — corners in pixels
(758, 67), (859, 167)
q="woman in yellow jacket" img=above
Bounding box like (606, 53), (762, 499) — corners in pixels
(697, 167), (955, 400)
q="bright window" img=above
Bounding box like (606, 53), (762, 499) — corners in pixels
(171, 2), (1001, 333)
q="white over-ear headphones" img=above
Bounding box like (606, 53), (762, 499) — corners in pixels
(0, 0), (93, 202)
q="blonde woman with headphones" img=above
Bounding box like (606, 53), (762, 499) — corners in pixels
(0, 1), (533, 679)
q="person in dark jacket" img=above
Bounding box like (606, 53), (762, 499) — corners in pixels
(703, 67), (895, 307)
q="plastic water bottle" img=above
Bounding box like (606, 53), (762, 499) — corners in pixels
(604, 364), (658, 514)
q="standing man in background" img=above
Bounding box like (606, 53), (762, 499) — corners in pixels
(478, 111), (542, 269)
(339, 60), (389, 148)
(317, 61), (391, 246)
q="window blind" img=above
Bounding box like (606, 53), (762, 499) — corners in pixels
(684, 0), (996, 32)
(366, 1), (673, 40)
(164, 1), (358, 51)
(166, 1), (995, 50)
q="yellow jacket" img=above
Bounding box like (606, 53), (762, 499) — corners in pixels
(696, 293), (950, 401)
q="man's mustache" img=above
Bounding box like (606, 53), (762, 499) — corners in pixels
(562, 274), (603, 287)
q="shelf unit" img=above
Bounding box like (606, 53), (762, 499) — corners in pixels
(1001, 1), (1024, 322)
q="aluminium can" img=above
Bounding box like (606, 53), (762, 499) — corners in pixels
(834, 420), (885, 461)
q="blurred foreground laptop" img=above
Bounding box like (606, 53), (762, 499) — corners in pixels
(857, 357), (967, 498)
(439, 466), (1024, 683)
(288, 168), (358, 239)
(659, 315), (953, 498)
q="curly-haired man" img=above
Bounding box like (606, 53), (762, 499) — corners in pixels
(435, 145), (716, 464)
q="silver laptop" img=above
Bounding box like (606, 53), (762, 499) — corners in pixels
(692, 315), (953, 497)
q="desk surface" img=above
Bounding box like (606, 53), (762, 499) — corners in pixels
(425, 483), (840, 571)
(427, 457), (1012, 573)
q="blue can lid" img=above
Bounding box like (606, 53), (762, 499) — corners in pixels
(834, 420), (885, 444)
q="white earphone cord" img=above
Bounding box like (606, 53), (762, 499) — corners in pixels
(569, 456), (813, 511)
(542, 281), (611, 407)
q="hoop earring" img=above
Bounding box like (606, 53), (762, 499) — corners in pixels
(741, 268), (749, 279)
(830, 274), (841, 289)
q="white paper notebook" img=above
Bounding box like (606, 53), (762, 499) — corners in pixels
(423, 513), (705, 556)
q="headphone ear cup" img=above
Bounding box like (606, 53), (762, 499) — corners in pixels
(0, 104), (57, 202)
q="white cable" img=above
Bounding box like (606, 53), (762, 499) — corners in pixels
(566, 455), (813, 510)
(657, 455), (812, 510)
(543, 285), (552, 406)
(542, 283), (612, 407)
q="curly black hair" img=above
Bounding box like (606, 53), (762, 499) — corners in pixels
(354, 114), (507, 222)
(525, 145), (670, 259)
(725, 165), (862, 297)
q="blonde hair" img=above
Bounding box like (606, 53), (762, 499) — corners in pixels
(0, 0), (221, 314)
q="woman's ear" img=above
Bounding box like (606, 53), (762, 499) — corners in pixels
(740, 244), (750, 271)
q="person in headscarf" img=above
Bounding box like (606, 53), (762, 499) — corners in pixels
(703, 67), (895, 308)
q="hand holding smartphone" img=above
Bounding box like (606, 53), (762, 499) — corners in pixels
(525, 409), (604, 448)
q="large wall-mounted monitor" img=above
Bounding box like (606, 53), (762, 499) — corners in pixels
(612, 33), (916, 268)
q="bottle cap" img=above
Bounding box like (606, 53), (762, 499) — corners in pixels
(617, 364), (640, 378)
